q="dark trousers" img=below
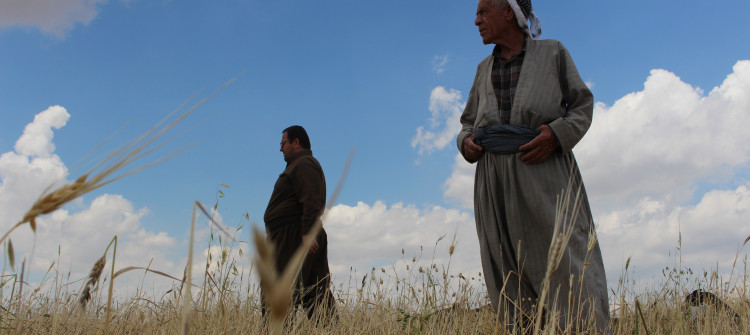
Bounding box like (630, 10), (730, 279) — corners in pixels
(263, 224), (336, 322)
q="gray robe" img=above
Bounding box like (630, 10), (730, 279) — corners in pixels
(457, 39), (609, 331)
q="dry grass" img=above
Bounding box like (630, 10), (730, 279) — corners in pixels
(0, 236), (747, 334)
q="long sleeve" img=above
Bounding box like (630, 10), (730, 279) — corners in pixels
(291, 157), (326, 235)
(457, 63), (484, 162)
(546, 41), (593, 153)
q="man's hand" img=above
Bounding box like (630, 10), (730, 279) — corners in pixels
(302, 234), (319, 254)
(463, 134), (484, 162)
(519, 124), (558, 164)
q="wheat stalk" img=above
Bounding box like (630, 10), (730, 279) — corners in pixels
(13, 260), (26, 335)
(533, 174), (582, 334)
(104, 236), (118, 334)
(0, 77), (238, 247)
(181, 203), (198, 335)
(113, 266), (190, 283)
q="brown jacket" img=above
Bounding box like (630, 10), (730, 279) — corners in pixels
(263, 150), (326, 234)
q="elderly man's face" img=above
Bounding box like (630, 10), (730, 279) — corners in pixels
(475, 0), (510, 45)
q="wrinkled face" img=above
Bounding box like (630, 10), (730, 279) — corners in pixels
(475, 0), (509, 45)
(279, 132), (301, 160)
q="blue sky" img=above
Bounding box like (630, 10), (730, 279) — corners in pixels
(1, 0), (750, 297)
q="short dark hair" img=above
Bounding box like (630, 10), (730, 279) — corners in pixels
(283, 125), (311, 149)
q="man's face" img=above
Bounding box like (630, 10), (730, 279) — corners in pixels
(475, 0), (509, 45)
(280, 132), (301, 160)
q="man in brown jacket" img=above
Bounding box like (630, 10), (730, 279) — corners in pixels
(263, 125), (336, 322)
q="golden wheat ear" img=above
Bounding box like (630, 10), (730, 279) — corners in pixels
(78, 255), (106, 309)
(78, 235), (120, 311)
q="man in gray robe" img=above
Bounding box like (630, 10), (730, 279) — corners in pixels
(458, 0), (609, 331)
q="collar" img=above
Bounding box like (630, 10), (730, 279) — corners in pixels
(285, 149), (312, 164)
(492, 38), (528, 61)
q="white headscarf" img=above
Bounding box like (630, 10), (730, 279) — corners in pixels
(506, 0), (542, 39)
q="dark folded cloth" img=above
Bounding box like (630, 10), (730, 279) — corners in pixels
(473, 125), (540, 153)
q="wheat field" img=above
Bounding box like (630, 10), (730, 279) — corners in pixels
(1, 95), (748, 334)
(1, 229), (748, 334)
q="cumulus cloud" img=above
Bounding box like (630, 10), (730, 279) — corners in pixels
(0, 106), (183, 296)
(0, 0), (114, 38)
(411, 86), (465, 155)
(576, 60), (750, 210)
(29, 194), (179, 282)
(596, 183), (750, 287)
(14, 105), (70, 157)
(324, 201), (481, 290)
(0, 106), (70, 227)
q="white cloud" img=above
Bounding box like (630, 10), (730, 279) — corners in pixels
(596, 183), (750, 287)
(14, 105), (70, 157)
(0, 0), (114, 38)
(0, 106), (70, 227)
(0, 106), (184, 297)
(29, 194), (179, 281)
(432, 54), (448, 74)
(576, 60), (750, 210)
(442, 153), (475, 209)
(411, 86), (465, 155)
(324, 201), (482, 291)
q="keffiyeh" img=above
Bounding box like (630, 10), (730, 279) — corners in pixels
(507, 0), (542, 39)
